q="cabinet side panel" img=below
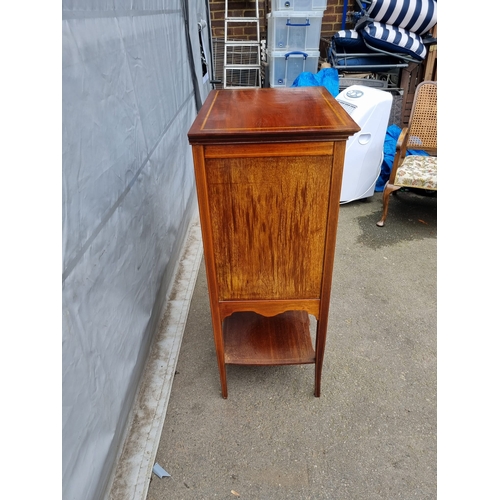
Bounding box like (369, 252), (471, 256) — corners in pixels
(206, 154), (333, 300)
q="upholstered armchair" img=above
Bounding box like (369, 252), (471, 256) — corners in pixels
(376, 81), (437, 227)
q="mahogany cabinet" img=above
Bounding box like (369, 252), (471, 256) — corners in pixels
(188, 87), (359, 398)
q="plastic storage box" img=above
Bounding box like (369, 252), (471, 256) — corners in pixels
(268, 49), (320, 87)
(272, 0), (328, 11)
(267, 11), (323, 52)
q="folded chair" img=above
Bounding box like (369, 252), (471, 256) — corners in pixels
(376, 80), (437, 227)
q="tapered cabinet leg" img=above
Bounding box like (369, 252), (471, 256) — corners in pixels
(219, 367), (228, 399)
(314, 366), (322, 397)
(212, 319), (228, 398)
(314, 319), (327, 397)
(217, 355), (228, 399)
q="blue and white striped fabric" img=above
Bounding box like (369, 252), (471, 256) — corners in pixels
(362, 22), (427, 60)
(367, 0), (437, 35)
(334, 30), (361, 42)
(332, 30), (366, 51)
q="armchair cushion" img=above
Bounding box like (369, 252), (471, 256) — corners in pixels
(394, 155), (437, 190)
(362, 22), (427, 60)
(367, 0), (437, 35)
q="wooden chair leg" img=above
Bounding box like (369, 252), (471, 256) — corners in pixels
(376, 183), (401, 227)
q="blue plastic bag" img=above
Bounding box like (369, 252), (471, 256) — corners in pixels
(291, 67), (340, 97)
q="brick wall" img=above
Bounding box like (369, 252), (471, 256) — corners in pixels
(209, 0), (357, 41)
(320, 0), (355, 36)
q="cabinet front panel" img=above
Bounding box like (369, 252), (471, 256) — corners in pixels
(206, 154), (333, 300)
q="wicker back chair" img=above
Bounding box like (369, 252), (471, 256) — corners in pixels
(376, 81), (437, 227)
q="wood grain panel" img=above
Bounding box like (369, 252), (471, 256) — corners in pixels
(206, 154), (332, 300)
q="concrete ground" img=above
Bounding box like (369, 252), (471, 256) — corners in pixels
(146, 190), (437, 500)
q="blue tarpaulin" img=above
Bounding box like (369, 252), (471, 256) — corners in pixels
(291, 68), (340, 97)
(375, 124), (429, 191)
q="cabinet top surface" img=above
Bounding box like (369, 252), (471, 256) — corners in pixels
(187, 87), (360, 145)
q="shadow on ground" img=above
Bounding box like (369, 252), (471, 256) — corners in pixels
(341, 190), (437, 250)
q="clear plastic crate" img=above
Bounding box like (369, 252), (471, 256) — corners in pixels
(267, 11), (323, 52)
(268, 49), (320, 88)
(272, 0), (328, 11)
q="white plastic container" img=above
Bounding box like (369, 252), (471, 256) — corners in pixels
(272, 0), (328, 11)
(267, 11), (323, 51)
(268, 49), (320, 87)
(335, 85), (393, 203)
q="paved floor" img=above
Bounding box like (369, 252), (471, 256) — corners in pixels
(146, 190), (437, 500)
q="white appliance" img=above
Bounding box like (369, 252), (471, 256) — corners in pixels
(335, 85), (393, 203)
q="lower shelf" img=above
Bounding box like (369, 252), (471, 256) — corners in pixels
(223, 310), (316, 366)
